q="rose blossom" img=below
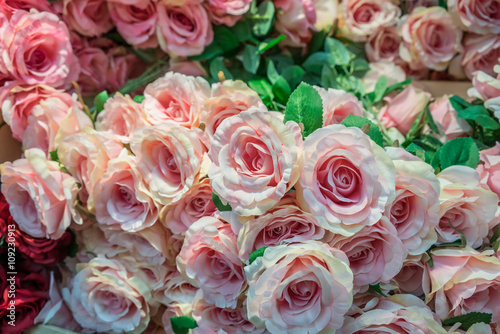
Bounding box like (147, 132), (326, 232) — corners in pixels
(365, 26), (401, 62)
(205, 0), (252, 27)
(477, 143), (500, 203)
(157, 2), (213, 57)
(154, 270), (199, 306)
(436, 166), (498, 247)
(177, 216), (246, 308)
(315, 86), (365, 125)
(378, 84), (431, 135)
(468, 63), (500, 117)
(108, 0), (158, 48)
(131, 123), (207, 205)
(448, 0), (500, 34)
(0, 0), (54, 19)
(393, 255), (427, 296)
(143, 72), (210, 128)
(168, 60), (208, 77)
(245, 241), (353, 333)
(399, 7), (463, 71)
(63, 0), (113, 37)
(424, 247), (500, 323)
(208, 108), (303, 216)
(362, 60), (406, 92)
(0, 149), (78, 239)
(67, 257), (152, 333)
(296, 124), (395, 236)
(403, 0), (439, 12)
(429, 95), (472, 140)
(462, 34), (500, 79)
(116, 255), (170, 294)
(339, 0), (401, 42)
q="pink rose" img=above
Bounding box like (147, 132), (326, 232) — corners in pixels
(393, 255), (426, 296)
(296, 124), (396, 236)
(469, 70), (500, 101)
(0, 149), (77, 239)
(315, 86), (365, 125)
(177, 216), (246, 308)
(201, 80), (267, 141)
(436, 166), (498, 248)
(462, 33), (500, 79)
(157, 2), (213, 57)
(378, 85), (431, 135)
(0, 0), (54, 19)
(362, 60), (406, 93)
(429, 95), (472, 140)
(448, 0), (500, 34)
(108, 0), (158, 48)
(339, 0), (401, 42)
(154, 270), (199, 306)
(76, 43), (109, 95)
(205, 0), (252, 27)
(63, 0), (113, 37)
(143, 72), (210, 128)
(168, 60), (208, 77)
(365, 26), (401, 62)
(106, 46), (142, 93)
(245, 241), (353, 333)
(2, 10), (80, 88)
(403, 0), (439, 12)
(399, 7), (463, 71)
(425, 247), (500, 324)
(208, 109), (303, 216)
(96, 93), (147, 143)
(477, 143), (500, 203)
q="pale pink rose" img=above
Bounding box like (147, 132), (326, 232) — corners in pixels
(328, 217), (406, 289)
(201, 80), (267, 141)
(378, 85), (431, 135)
(0, 149), (78, 239)
(429, 95), (472, 140)
(52, 98), (95, 149)
(96, 93), (147, 143)
(208, 109), (303, 216)
(160, 178), (216, 235)
(79, 224), (128, 258)
(76, 44), (109, 95)
(403, 0), (439, 12)
(106, 46), (142, 93)
(424, 247), (500, 324)
(477, 142), (500, 204)
(154, 270), (199, 306)
(237, 193), (331, 262)
(93, 154), (159, 232)
(1, 84), (73, 141)
(393, 255), (427, 296)
(168, 60), (208, 77)
(67, 257), (152, 333)
(205, 0), (252, 27)
(296, 124), (396, 236)
(362, 60), (406, 92)
(143, 72), (210, 128)
(398, 60), (430, 80)
(0, 0), (54, 19)
(339, 0), (401, 42)
(157, 2), (213, 57)
(108, 0), (158, 48)
(314, 86), (365, 125)
(365, 26), (401, 62)
(448, 0), (500, 34)
(436, 166), (498, 247)
(63, 0), (113, 37)
(131, 123), (207, 205)
(340, 294), (447, 334)
(2, 10), (80, 88)
(399, 7), (463, 71)
(383, 147), (440, 255)
(469, 70), (500, 101)
(165, 230), (185, 267)
(177, 216), (246, 308)
(115, 254), (170, 293)
(462, 34), (500, 79)
(161, 303), (195, 334)
(245, 241), (353, 333)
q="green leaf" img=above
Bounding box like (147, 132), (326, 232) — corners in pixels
(373, 75), (387, 103)
(170, 316), (198, 334)
(425, 106), (440, 134)
(448, 220), (467, 247)
(369, 284), (388, 297)
(284, 82), (323, 138)
(213, 25), (240, 52)
(324, 38), (353, 66)
(431, 147), (442, 171)
(442, 312), (492, 331)
(413, 135), (443, 152)
(449, 95), (471, 111)
(406, 107), (426, 140)
(438, 0), (448, 10)
(281, 65), (305, 88)
(384, 78), (413, 95)
(302, 52), (330, 74)
(131, 48), (158, 62)
(457, 105), (500, 130)
(189, 43), (224, 61)
(267, 61), (280, 85)
(49, 150), (59, 162)
(248, 1), (275, 37)
(209, 58), (233, 80)
(133, 95), (145, 103)
(308, 30), (327, 55)
(233, 20), (252, 42)
(439, 137), (480, 169)
(351, 58), (370, 73)
(249, 246), (268, 265)
(258, 35), (286, 54)
(406, 143), (429, 163)
(272, 76), (292, 104)
(321, 65), (337, 89)
(243, 44), (260, 74)
(212, 193), (232, 212)
(336, 75), (365, 95)
(249, 78), (274, 99)
(426, 253), (434, 268)
(94, 90), (109, 112)
(341, 115), (384, 147)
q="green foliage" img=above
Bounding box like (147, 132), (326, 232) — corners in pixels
(243, 44), (261, 74)
(170, 316), (198, 334)
(249, 246), (268, 265)
(439, 137), (480, 170)
(212, 193), (232, 212)
(442, 312), (492, 331)
(341, 115), (384, 147)
(94, 90), (109, 112)
(284, 82), (323, 138)
(247, 1), (275, 37)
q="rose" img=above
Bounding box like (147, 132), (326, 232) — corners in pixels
(339, 0), (401, 42)
(108, 0), (158, 48)
(157, 2), (213, 57)
(383, 147), (440, 255)
(95, 93), (147, 143)
(176, 216), (246, 308)
(75, 43), (109, 95)
(0, 0), (54, 19)
(403, 0), (439, 12)
(205, 0), (252, 27)
(2, 10), (79, 88)
(106, 46), (142, 93)
(477, 143), (500, 203)
(245, 241), (353, 333)
(67, 257), (152, 333)
(0, 149), (78, 239)
(393, 255), (427, 296)
(161, 303), (195, 334)
(63, 0), (113, 37)
(315, 86), (365, 125)
(154, 270), (199, 306)
(424, 247), (500, 323)
(168, 60), (208, 77)
(362, 60), (406, 93)
(339, 294), (447, 334)
(296, 124), (396, 236)
(208, 108), (303, 216)
(143, 72), (210, 128)
(116, 255), (170, 293)
(468, 61), (500, 117)
(378, 85), (431, 135)
(399, 7), (463, 71)
(365, 26), (401, 62)
(462, 34), (500, 79)
(436, 166), (498, 247)
(201, 80), (267, 141)
(448, 0), (500, 34)
(429, 95), (472, 140)
(131, 123), (207, 205)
